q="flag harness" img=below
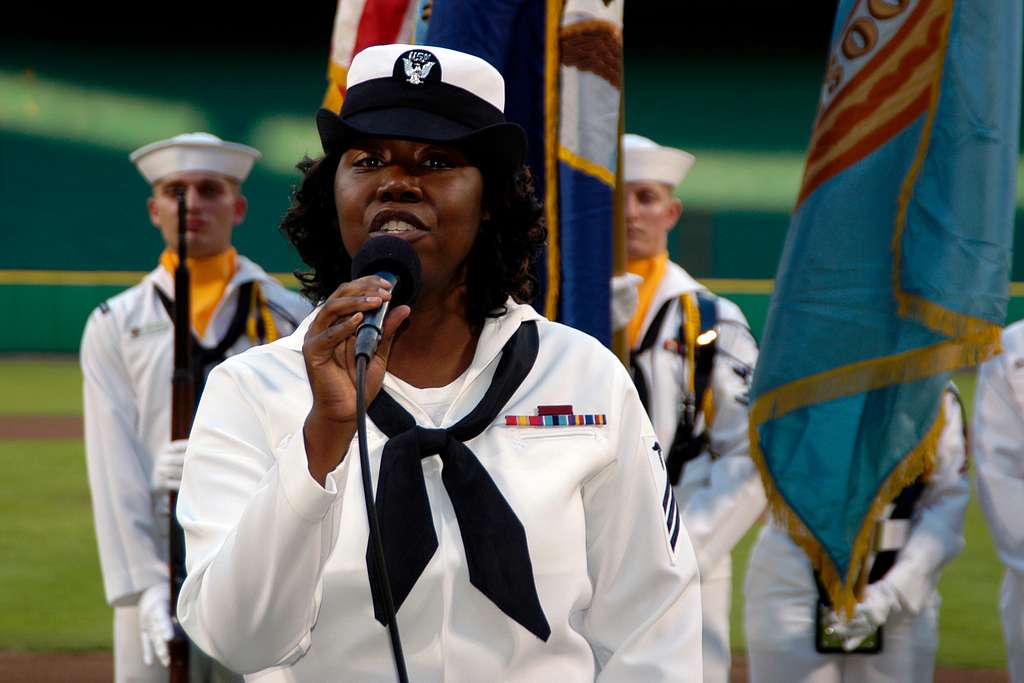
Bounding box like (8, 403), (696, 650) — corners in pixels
(630, 291), (719, 486)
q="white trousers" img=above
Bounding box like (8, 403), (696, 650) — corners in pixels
(1002, 569), (1024, 683)
(745, 617), (936, 683)
(114, 605), (243, 683)
(744, 527), (939, 683)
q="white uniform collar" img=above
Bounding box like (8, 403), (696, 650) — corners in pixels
(453, 298), (543, 390)
(148, 253), (276, 299)
(658, 261), (705, 300)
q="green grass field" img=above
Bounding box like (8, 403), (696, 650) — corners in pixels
(0, 359), (1009, 670)
(0, 439), (109, 650)
(0, 358), (83, 415)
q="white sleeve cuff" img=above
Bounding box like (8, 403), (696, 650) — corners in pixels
(276, 428), (351, 523)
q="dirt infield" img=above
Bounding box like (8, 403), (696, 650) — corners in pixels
(0, 651), (1008, 682)
(0, 652), (111, 683)
(0, 416), (82, 440)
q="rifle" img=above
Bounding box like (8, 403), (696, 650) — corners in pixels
(169, 187), (193, 682)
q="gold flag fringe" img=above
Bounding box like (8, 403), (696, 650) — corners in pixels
(750, 335), (999, 428)
(749, 402), (944, 616)
(896, 290), (1002, 344)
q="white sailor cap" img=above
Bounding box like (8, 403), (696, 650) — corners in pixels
(129, 132), (261, 184)
(622, 133), (695, 189)
(317, 44), (525, 173)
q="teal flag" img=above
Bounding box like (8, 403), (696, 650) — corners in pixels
(750, 0), (1021, 612)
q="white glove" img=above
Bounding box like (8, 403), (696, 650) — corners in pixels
(611, 273), (643, 332)
(151, 439), (187, 493)
(832, 580), (901, 651)
(138, 583), (174, 668)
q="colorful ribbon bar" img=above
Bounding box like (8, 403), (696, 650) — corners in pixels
(504, 414), (607, 427)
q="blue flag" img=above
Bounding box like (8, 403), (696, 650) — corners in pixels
(425, 0), (624, 346)
(750, 0), (1021, 612)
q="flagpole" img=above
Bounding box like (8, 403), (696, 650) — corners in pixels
(611, 50), (627, 363)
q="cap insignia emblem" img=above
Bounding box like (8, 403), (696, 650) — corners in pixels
(402, 53), (436, 85)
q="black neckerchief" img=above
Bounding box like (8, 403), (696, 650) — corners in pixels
(365, 320), (551, 641)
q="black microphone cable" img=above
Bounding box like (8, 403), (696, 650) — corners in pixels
(356, 353), (409, 683)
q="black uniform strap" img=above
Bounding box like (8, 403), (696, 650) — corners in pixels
(865, 478), (925, 583)
(155, 282), (254, 403)
(264, 297), (300, 329)
(628, 298), (675, 413)
(692, 291), (718, 423)
(665, 292), (719, 485)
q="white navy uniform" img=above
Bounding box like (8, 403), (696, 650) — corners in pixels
(176, 300), (704, 682)
(974, 320), (1024, 683)
(744, 388), (968, 683)
(81, 257), (311, 681)
(629, 259), (764, 683)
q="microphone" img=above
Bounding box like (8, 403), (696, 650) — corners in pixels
(349, 235), (421, 683)
(350, 236), (422, 360)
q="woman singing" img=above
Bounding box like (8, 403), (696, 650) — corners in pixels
(176, 43), (702, 682)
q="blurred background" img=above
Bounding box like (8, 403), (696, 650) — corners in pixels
(0, 3), (1017, 680)
(5, 5), (1022, 348)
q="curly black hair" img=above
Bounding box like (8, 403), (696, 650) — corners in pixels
(279, 151), (546, 326)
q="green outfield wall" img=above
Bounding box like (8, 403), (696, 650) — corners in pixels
(6, 275), (1024, 353)
(3, 45), (1022, 351)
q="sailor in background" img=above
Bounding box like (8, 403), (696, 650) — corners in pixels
(80, 133), (311, 682)
(618, 133), (765, 683)
(974, 320), (1024, 683)
(744, 385), (969, 682)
